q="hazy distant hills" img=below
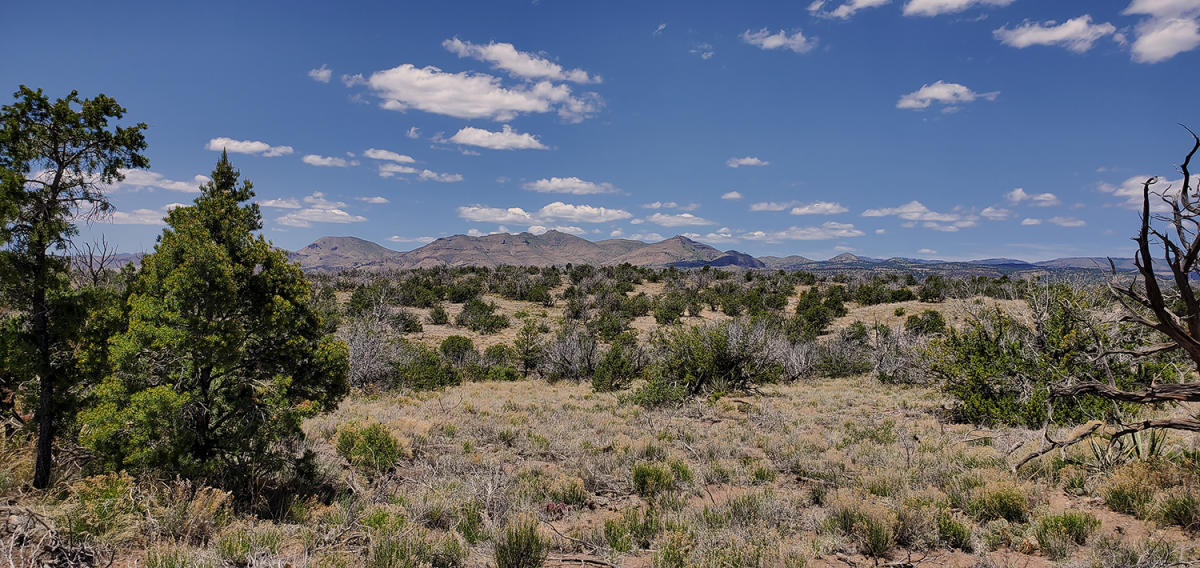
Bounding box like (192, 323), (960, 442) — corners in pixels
(285, 231), (1137, 276)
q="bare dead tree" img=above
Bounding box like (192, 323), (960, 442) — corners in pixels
(69, 236), (117, 288)
(1017, 129), (1200, 470)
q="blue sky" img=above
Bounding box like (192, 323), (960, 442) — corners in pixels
(6, 0), (1200, 261)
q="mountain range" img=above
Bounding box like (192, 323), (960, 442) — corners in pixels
(287, 231), (1135, 277)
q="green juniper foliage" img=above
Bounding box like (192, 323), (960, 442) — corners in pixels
(0, 86), (148, 488)
(77, 153), (348, 490)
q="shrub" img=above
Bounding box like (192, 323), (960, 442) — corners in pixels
(904, 309), (946, 335)
(604, 508), (661, 552)
(336, 422), (402, 472)
(631, 460), (690, 500)
(147, 480), (232, 544)
(651, 319), (786, 396)
(367, 527), (466, 568)
(937, 511), (973, 551)
(541, 324), (599, 382)
(1158, 491), (1199, 530)
(513, 318), (544, 377)
(493, 515), (549, 568)
(1101, 465), (1157, 518)
(428, 304), (450, 325)
(392, 341), (461, 390)
(456, 299), (509, 333)
(966, 484), (1030, 523)
(1035, 511), (1099, 560)
(215, 524), (283, 566)
(440, 335), (476, 366)
(630, 374), (689, 408)
(591, 334), (644, 392)
(60, 472), (143, 544)
(918, 275), (946, 302)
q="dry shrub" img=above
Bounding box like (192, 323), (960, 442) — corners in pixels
(147, 479), (232, 544)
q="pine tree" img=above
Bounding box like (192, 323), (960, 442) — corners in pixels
(79, 153), (348, 490)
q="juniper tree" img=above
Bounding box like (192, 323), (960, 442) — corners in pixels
(0, 86), (148, 488)
(79, 152), (348, 491)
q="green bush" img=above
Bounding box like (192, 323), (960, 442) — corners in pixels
(456, 299), (509, 333)
(1158, 491), (1200, 530)
(629, 374), (688, 408)
(336, 423), (402, 472)
(393, 342), (461, 390)
(493, 515), (549, 568)
(604, 508), (661, 552)
(591, 334), (642, 392)
(904, 309), (946, 335)
(428, 304), (450, 325)
(439, 335), (476, 366)
(651, 319), (785, 397)
(936, 511), (973, 551)
(966, 484), (1029, 523)
(61, 472), (143, 544)
(1035, 511), (1099, 560)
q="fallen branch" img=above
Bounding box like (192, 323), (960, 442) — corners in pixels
(1011, 421), (1103, 473)
(1052, 381), (1200, 404)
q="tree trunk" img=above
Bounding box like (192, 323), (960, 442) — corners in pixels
(31, 247), (53, 489)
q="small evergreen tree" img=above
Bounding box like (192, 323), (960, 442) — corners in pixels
(78, 153), (348, 490)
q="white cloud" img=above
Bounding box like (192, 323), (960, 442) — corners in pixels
(360, 63), (601, 122)
(523, 176), (618, 194)
(629, 232), (666, 241)
(647, 212), (716, 227)
(740, 222), (865, 242)
(205, 137), (294, 157)
(106, 202), (187, 225)
(111, 169), (207, 193)
(791, 201), (849, 215)
(1098, 174), (1200, 210)
(691, 43), (716, 59)
(1021, 218), (1043, 225)
(448, 125), (548, 150)
(994, 15), (1117, 53)
(1005, 187), (1061, 206)
(809, 0), (891, 19)
(528, 224), (586, 235)
(750, 201), (796, 212)
(260, 198), (301, 209)
(917, 248), (938, 255)
(642, 201), (699, 211)
(862, 200), (980, 231)
(406, 127), (421, 139)
(357, 196), (390, 204)
(458, 201), (632, 225)
(902, 0), (1015, 17)
(378, 163), (418, 177)
(1048, 216), (1086, 227)
(419, 170), (463, 183)
(980, 205), (1012, 220)
(302, 154), (356, 167)
(897, 80), (999, 111)
(721, 191), (744, 200)
(443, 38), (598, 84)
(275, 192), (369, 227)
(654, 23), (667, 35)
(308, 64), (332, 83)
(1122, 0), (1200, 63)
(389, 235), (436, 244)
(727, 156), (770, 168)
(364, 148), (416, 163)
(741, 29), (816, 53)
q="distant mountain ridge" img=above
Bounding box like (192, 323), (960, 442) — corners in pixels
(287, 231), (1136, 276)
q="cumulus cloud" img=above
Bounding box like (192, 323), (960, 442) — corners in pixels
(1021, 218), (1043, 225)
(1048, 216), (1086, 227)
(458, 202), (632, 225)
(106, 202), (188, 225)
(902, 0), (1015, 17)
(727, 156), (770, 168)
(642, 201), (699, 211)
(791, 201), (849, 215)
(862, 200), (980, 231)
(1124, 0), (1200, 63)
(364, 148), (416, 163)
(994, 15), (1117, 52)
(528, 224), (586, 235)
(917, 248), (938, 255)
(721, 191), (744, 200)
(896, 81), (999, 111)
(308, 64), (332, 83)
(741, 29), (816, 53)
(358, 63), (601, 122)
(629, 232), (666, 241)
(419, 170), (463, 183)
(275, 192), (369, 227)
(406, 127), (421, 139)
(740, 222), (865, 242)
(1098, 174), (1200, 210)
(447, 125), (547, 150)
(443, 38), (598, 84)
(647, 213), (716, 227)
(980, 205), (1012, 220)
(357, 196), (390, 204)
(690, 43), (716, 59)
(302, 154), (357, 167)
(111, 169), (208, 193)
(205, 137), (294, 157)
(1006, 188), (1061, 206)
(260, 198), (301, 209)
(388, 235), (436, 243)
(808, 0), (891, 19)
(749, 201), (796, 212)
(523, 177), (618, 195)
(378, 163), (418, 178)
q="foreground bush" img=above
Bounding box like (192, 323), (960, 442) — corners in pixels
(494, 515), (549, 568)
